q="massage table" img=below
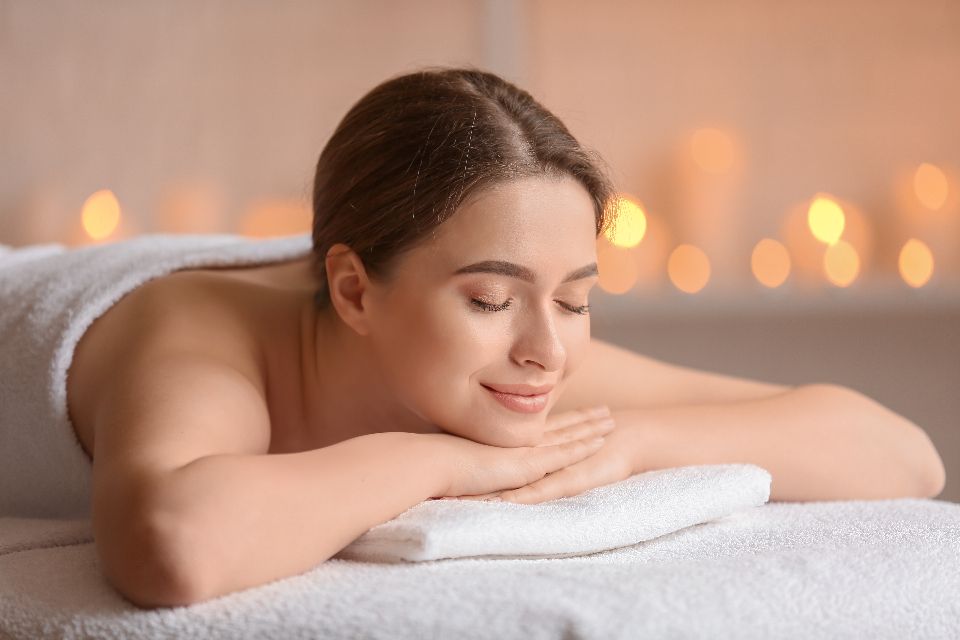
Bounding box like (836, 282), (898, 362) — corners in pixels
(2, 481), (958, 638)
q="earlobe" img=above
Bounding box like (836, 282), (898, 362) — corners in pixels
(325, 244), (372, 336)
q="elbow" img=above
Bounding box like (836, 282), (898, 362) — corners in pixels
(915, 435), (947, 499)
(96, 503), (211, 609)
(899, 420), (946, 499)
(815, 383), (947, 500)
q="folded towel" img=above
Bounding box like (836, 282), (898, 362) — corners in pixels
(0, 232), (312, 518)
(333, 463), (771, 562)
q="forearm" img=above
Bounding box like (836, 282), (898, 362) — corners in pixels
(131, 432), (444, 606)
(618, 384), (946, 502)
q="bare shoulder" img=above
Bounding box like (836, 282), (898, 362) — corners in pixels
(68, 271), (273, 476)
(550, 337), (793, 413)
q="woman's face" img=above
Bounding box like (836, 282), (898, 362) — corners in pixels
(364, 174), (600, 447)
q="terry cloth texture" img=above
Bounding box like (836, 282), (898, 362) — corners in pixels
(334, 463), (771, 562)
(0, 233), (313, 518)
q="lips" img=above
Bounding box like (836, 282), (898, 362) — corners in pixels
(481, 382), (554, 396)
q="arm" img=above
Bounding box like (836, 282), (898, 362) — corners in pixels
(551, 338), (792, 413)
(114, 432), (444, 608)
(618, 384), (946, 501)
(89, 345), (447, 609)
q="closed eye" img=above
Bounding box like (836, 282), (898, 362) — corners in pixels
(470, 298), (590, 315)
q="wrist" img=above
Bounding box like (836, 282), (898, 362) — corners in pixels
(613, 408), (665, 475)
(402, 432), (455, 499)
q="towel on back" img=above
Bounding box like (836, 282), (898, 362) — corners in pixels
(0, 233), (313, 518)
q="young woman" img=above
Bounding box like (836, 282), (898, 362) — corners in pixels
(9, 66), (944, 609)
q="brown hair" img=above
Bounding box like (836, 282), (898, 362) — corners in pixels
(310, 65), (617, 311)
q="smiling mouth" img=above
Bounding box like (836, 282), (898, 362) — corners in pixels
(481, 384), (551, 414)
(481, 383), (554, 396)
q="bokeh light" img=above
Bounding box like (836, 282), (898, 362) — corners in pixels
(80, 189), (121, 240)
(913, 163), (949, 211)
(690, 128), (737, 174)
(667, 244), (711, 293)
(596, 238), (640, 294)
(898, 238), (934, 288)
(603, 194), (648, 248)
(750, 238), (791, 288)
(823, 239), (860, 287)
(157, 182), (226, 234)
(807, 195), (845, 245)
(240, 199), (312, 238)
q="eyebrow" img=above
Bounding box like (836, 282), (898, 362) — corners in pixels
(452, 260), (599, 284)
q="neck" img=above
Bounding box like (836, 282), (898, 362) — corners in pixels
(288, 299), (441, 452)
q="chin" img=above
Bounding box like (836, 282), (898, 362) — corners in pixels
(499, 424), (543, 448)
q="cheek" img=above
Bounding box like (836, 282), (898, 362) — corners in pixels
(564, 326), (592, 371)
(376, 297), (498, 410)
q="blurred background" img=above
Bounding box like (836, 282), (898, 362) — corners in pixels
(1, 0), (957, 500)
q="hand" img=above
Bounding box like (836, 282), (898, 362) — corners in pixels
(426, 405), (617, 501)
(455, 411), (637, 504)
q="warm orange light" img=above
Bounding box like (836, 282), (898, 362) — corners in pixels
(239, 199), (312, 238)
(823, 240), (860, 287)
(81, 189), (121, 240)
(750, 238), (791, 288)
(667, 244), (710, 294)
(807, 195), (845, 245)
(158, 182), (226, 234)
(913, 163), (949, 211)
(596, 239), (640, 295)
(690, 128), (736, 173)
(603, 195), (647, 248)
(898, 238), (934, 288)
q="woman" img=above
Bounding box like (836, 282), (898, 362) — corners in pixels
(3, 66), (944, 609)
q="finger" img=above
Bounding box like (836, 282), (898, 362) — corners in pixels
(544, 405), (610, 432)
(500, 464), (586, 505)
(526, 436), (605, 481)
(455, 492), (502, 501)
(538, 415), (616, 447)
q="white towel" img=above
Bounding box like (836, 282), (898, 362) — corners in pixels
(2, 487), (959, 638)
(0, 232), (313, 518)
(334, 463), (772, 562)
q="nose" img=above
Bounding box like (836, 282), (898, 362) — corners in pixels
(510, 301), (567, 372)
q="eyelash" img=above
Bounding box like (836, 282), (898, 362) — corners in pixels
(470, 298), (590, 315)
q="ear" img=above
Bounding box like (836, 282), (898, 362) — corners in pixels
(325, 243), (374, 336)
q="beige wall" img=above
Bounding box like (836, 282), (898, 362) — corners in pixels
(526, 0), (960, 283)
(2, 1), (957, 499)
(3, 1), (958, 252)
(1, 0), (485, 242)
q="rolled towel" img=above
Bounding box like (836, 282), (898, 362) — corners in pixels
(333, 463), (772, 562)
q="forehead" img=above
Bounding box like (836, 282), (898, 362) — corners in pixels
(429, 174), (597, 258)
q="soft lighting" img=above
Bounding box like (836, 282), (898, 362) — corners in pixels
(596, 239), (640, 294)
(667, 244), (710, 294)
(603, 195), (647, 248)
(913, 163), (949, 211)
(898, 238), (934, 288)
(807, 195), (845, 245)
(240, 199), (312, 238)
(750, 238), (791, 288)
(158, 182), (226, 234)
(81, 189), (121, 240)
(690, 128), (736, 173)
(822, 240), (860, 287)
